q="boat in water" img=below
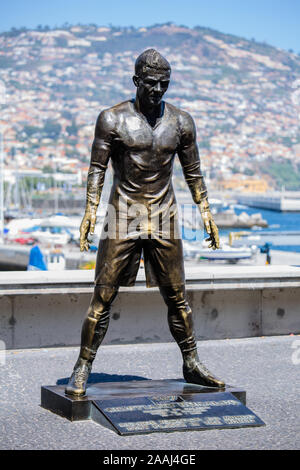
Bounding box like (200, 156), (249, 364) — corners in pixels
(183, 239), (257, 263)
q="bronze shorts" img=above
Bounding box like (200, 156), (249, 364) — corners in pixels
(94, 235), (185, 288)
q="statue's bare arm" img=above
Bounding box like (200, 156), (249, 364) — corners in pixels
(80, 110), (114, 251)
(177, 111), (219, 249)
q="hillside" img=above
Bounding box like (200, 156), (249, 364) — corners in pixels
(1, 23), (300, 190)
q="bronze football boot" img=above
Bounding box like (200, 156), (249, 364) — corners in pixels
(65, 357), (92, 397)
(183, 348), (225, 388)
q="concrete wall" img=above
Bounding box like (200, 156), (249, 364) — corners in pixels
(0, 266), (299, 349)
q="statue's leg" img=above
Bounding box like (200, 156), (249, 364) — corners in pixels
(159, 284), (225, 388)
(65, 285), (118, 396)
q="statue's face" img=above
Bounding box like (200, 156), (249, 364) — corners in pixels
(134, 70), (170, 107)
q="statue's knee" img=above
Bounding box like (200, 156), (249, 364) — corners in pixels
(88, 286), (118, 320)
(160, 285), (188, 310)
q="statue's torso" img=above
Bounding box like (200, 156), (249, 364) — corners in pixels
(108, 100), (181, 208)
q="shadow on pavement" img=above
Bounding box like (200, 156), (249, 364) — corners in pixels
(56, 372), (150, 385)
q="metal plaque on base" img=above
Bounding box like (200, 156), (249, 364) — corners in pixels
(91, 392), (264, 435)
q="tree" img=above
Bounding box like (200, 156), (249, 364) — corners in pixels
(23, 125), (41, 137)
(244, 168), (255, 176)
(42, 165), (54, 174)
(56, 37), (68, 48)
(43, 120), (61, 138)
(66, 120), (78, 136)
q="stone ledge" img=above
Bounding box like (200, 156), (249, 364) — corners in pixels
(0, 265), (299, 295)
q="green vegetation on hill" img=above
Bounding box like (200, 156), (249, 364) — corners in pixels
(261, 159), (300, 190)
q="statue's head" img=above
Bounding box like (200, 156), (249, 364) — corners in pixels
(133, 49), (171, 106)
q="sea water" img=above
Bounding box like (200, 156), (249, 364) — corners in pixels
(182, 206), (300, 253)
(232, 206), (300, 253)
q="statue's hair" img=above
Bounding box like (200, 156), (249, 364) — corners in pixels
(135, 49), (171, 77)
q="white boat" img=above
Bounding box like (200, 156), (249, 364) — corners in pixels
(5, 217), (43, 238)
(5, 214), (82, 246)
(183, 239), (257, 263)
(29, 228), (71, 245)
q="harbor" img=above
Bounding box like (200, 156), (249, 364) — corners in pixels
(1, 154), (300, 271)
(0, 201), (300, 271)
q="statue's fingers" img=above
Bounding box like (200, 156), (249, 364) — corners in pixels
(208, 238), (213, 247)
(80, 221), (90, 239)
(90, 217), (96, 235)
(208, 237), (217, 250)
(211, 225), (219, 249)
(80, 234), (89, 251)
(213, 226), (219, 239)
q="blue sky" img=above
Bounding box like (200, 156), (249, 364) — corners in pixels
(1, 0), (299, 52)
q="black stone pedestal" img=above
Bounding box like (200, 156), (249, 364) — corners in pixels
(41, 379), (264, 434)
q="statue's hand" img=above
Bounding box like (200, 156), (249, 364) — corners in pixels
(79, 205), (97, 252)
(202, 211), (220, 250)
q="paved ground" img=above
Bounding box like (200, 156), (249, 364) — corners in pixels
(0, 335), (299, 450)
